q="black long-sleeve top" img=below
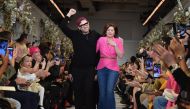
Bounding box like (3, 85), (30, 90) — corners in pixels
(172, 68), (190, 91)
(172, 68), (190, 102)
(58, 17), (101, 69)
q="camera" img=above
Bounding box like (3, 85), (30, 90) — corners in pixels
(145, 58), (153, 71)
(136, 49), (148, 59)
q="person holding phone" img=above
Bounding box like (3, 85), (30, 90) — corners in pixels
(0, 31), (17, 67)
(0, 31), (40, 109)
(96, 23), (124, 109)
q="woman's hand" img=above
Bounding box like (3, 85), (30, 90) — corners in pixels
(170, 38), (185, 58)
(47, 60), (55, 68)
(107, 39), (117, 47)
(153, 44), (177, 67)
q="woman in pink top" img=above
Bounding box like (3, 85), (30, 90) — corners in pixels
(96, 23), (124, 109)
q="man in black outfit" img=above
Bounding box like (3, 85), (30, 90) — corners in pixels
(58, 9), (100, 109)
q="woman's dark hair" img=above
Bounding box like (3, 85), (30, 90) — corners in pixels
(26, 42), (32, 48)
(41, 47), (50, 58)
(102, 23), (118, 38)
(16, 33), (28, 43)
(39, 42), (51, 58)
(0, 31), (12, 41)
(130, 56), (136, 64)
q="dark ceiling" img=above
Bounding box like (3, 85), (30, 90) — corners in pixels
(31, 0), (177, 37)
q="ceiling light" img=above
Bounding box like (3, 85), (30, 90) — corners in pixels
(50, 0), (65, 18)
(143, 0), (166, 26)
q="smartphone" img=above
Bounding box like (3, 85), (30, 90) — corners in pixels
(7, 47), (13, 60)
(178, 25), (186, 38)
(173, 23), (186, 38)
(153, 64), (161, 78)
(0, 39), (8, 56)
(145, 58), (153, 71)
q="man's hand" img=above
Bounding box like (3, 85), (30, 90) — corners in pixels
(67, 8), (76, 17)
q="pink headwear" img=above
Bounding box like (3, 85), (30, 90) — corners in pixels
(29, 47), (40, 55)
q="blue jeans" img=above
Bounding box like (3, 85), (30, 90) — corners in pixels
(153, 96), (168, 109)
(97, 67), (119, 109)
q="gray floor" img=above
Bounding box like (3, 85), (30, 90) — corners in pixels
(66, 93), (126, 109)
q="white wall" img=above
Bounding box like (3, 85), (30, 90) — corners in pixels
(119, 40), (139, 65)
(68, 10), (146, 40)
(27, 1), (146, 64)
(67, 10), (146, 64)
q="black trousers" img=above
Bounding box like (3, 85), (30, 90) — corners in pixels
(5, 91), (39, 109)
(71, 67), (97, 109)
(135, 91), (147, 109)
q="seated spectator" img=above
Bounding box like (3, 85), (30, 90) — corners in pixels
(17, 55), (45, 109)
(0, 31), (40, 109)
(153, 37), (190, 109)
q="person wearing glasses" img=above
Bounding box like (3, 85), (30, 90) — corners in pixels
(58, 9), (101, 109)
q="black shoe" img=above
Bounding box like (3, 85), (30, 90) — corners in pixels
(120, 99), (127, 104)
(38, 105), (44, 109)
